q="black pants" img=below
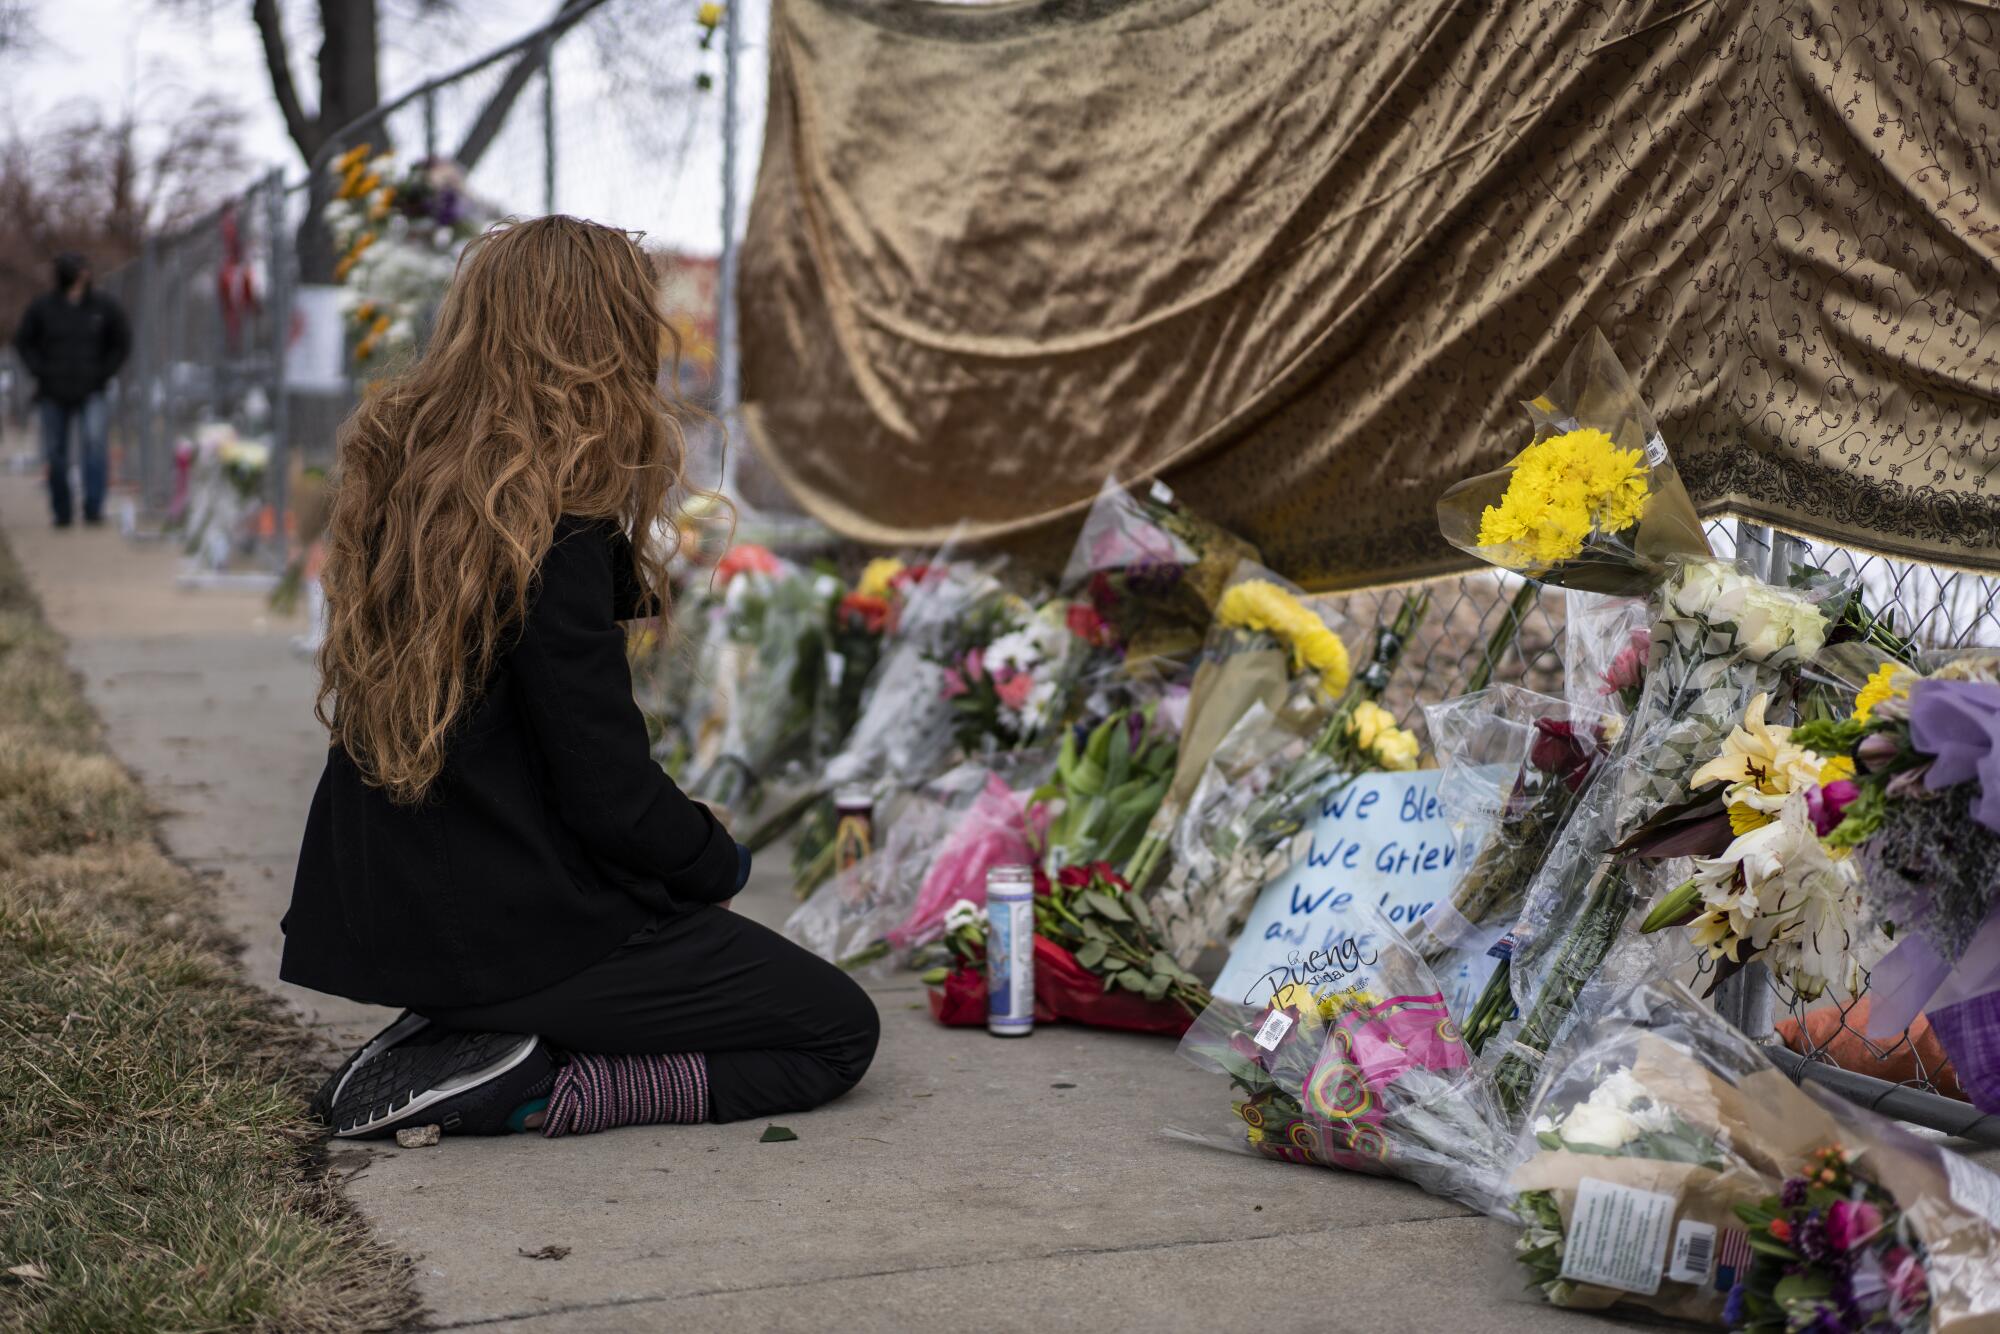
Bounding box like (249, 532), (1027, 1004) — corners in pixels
(419, 906), (880, 1124)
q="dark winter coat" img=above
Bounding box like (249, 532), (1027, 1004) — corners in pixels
(280, 517), (741, 1008)
(12, 286), (132, 406)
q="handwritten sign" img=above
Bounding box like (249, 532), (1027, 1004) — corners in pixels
(1212, 769), (1497, 1018)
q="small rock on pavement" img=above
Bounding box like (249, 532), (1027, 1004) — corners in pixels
(395, 1124), (442, 1148)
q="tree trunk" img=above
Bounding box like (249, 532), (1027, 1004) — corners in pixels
(293, 0), (384, 282)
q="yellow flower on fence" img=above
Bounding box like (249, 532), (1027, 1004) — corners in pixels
(855, 558), (904, 601)
(1348, 700), (1420, 771)
(1216, 579), (1351, 694)
(697, 1), (725, 27)
(1475, 427), (1650, 569)
(1852, 662), (1912, 723)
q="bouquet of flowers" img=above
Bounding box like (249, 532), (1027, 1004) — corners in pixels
(1032, 704), (1178, 875)
(1173, 913), (1509, 1210)
(1769, 655), (2000, 1111)
(1507, 981), (2000, 1330)
(1728, 1145), (1930, 1331)
(1437, 329), (1708, 597)
(1121, 564), (1357, 892)
(931, 591), (1079, 756)
(812, 557), (923, 761)
(1058, 477), (1260, 669)
(325, 145), (487, 367)
(784, 561), (1006, 893)
(1140, 594), (1430, 965)
(1407, 686), (1611, 968)
(177, 423), (272, 572)
(1436, 329), (1843, 1116)
(921, 862), (1205, 1033)
(1635, 690), (1885, 1001)
(688, 548), (842, 812)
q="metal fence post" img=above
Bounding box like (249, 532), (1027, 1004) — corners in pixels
(266, 169), (293, 570)
(542, 46), (557, 214)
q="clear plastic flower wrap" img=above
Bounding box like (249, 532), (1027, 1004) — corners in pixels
(1506, 981), (2000, 1331)
(782, 751), (1053, 973)
(1405, 685), (1613, 968)
(820, 560), (1008, 797)
(1171, 907), (1511, 1213)
(1437, 328), (1710, 595)
(1057, 476), (1260, 670)
(690, 558), (843, 810)
(1139, 591), (1431, 965)
(1564, 590), (1652, 719)
(1479, 557), (1849, 1116)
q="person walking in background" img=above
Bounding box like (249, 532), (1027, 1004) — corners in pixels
(11, 252), (131, 527)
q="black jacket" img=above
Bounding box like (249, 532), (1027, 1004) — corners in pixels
(12, 286), (131, 406)
(280, 517), (740, 1008)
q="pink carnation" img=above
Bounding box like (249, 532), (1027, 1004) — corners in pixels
(1826, 1197), (1884, 1251)
(994, 670), (1035, 710)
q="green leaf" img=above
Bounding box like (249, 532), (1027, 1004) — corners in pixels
(1082, 890), (1131, 923)
(1127, 895), (1156, 931)
(1149, 950), (1182, 978)
(759, 1125), (799, 1143)
(1773, 1273), (1832, 1306)
(1115, 969), (1148, 993)
(1746, 1235), (1799, 1260)
(1075, 939), (1109, 968)
(1143, 974), (1172, 1001)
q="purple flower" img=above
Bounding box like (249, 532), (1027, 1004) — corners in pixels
(1783, 1177), (1810, 1208)
(1723, 1282), (1748, 1326)
(1908, 679), (2000, 831)
(1797, 1211), (1833, 1263)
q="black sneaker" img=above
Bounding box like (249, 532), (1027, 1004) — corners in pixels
(311, 1009), (433, 1125)
(329, 1030), (551, 1140)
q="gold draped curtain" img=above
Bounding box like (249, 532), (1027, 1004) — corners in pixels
(739, 0), (2000, 590)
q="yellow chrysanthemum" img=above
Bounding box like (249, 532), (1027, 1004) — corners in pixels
(1852, 662), (1911, 723)
(1728, 803), (1773, 836)
(1216, 580), (1351, 694)
(855, 557), (904, 601)
(1348, 700), (1421, 771)
(1475, 426), (1651, 569)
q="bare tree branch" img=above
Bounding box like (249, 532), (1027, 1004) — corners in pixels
(251, 0), (322, 158)
(452, 0), (590, 170)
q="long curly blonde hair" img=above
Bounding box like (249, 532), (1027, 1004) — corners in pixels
(317, 215), (691, 803)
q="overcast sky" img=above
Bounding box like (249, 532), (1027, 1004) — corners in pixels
(7, 0), (766, 253)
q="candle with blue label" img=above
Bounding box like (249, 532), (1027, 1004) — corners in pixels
(985, 864), (1035, 1036)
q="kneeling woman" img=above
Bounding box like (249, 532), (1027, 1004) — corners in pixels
(282, 216), (879, 1139)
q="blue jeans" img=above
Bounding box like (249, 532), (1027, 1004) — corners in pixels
(38, 393), (109, 524)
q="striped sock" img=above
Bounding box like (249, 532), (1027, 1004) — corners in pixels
(541, 1051), (710, 1137)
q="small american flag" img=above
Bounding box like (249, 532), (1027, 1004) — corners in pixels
(1713, 1228), (1754, 1292)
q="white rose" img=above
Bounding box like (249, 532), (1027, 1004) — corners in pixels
(1672, 562), (1732, 618)
(943, 899), (984, 933)
(1556, 1101), (1644, 1151)
(1596, 1069), (1648, 1109)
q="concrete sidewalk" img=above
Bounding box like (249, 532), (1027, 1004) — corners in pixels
(2, 473), (1644, 1333)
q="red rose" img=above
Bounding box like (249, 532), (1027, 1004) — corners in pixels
(1057, 864), (1094, 889)
(1065, 601), (1111, 647)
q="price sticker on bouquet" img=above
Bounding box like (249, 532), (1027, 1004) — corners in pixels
(1560, 1178), (1676, 1296)
(1212, 769), (1492, 1013)
(1251, 1008), (1294, 1051)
